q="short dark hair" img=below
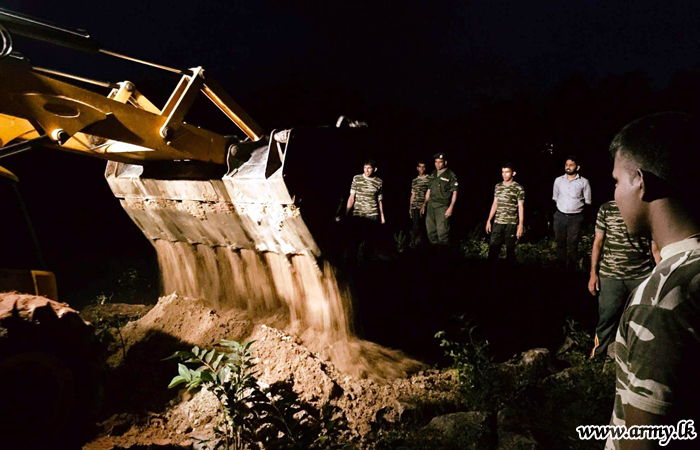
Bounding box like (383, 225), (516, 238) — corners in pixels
(363, 158), (377, 168)
(502, 162), (516, 172)
(417, 161), (426, 166)
(565, 155), (579, 165)
(609, 112), (697, 190)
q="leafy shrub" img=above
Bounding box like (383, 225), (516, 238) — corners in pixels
(166, 340), (348, 450)
(557, 318), (595, 364)
(460, 226), (489, 259)
(435, 321), (511, 411)
(515, 238), (558, 267)
(394, 230), (408, 253)
(461, 228), (595, 270)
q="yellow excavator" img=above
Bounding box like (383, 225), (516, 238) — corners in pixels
(0, 9), (366, 448)
(0, 8), (346, 301)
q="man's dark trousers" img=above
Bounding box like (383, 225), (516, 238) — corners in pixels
(488, 223), (517, 264)
(350, 215), (380, 260)
(426, 204), (450, 245)
(553, 210), (583, 269)
(593, 277), (645, 358)
(410, 208), (425, 245)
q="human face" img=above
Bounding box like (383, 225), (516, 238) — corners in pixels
(434, 159), (446, 171)
(417, 163), (426, 176)
(564, 159), (579, 175)
(613, 153), (647, 236)
(501, 167), (515, 182)
(363, 164), (376, 177)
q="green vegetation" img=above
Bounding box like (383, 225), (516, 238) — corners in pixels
(460, 226), (595, 270)
(435, 321), (519, 412)
(394, 230), (408, 252)
(432, 318), (615, 449)
(166, 340), (348, 450)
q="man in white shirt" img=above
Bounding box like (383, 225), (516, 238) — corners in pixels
(552, 155), (592, 269)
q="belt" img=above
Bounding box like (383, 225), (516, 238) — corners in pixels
(557, 209), (583, 216)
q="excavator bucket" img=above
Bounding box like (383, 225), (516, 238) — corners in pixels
(104, 134), (347, 335)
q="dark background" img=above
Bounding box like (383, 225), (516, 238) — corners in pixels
(2, 0), (700, 306)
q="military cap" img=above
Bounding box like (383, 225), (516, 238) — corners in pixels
(433, 153), (447, 160)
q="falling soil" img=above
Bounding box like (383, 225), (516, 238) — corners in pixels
(84, 232), (448, 449)
(85, 294), (458, 450)
(154, 240), (409, 377)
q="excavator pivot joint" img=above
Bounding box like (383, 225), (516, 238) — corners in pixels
(160, 126), (174, 140)
(50, 128), (69, 145)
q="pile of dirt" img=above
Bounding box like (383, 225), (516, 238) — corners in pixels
(81, 303), (154, 327)
(0, 293), (103, 449)
(85, 294), (460, 449)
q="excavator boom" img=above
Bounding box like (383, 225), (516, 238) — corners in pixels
(0, 61), (264, 164)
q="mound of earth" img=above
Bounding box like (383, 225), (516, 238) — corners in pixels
(0, 293), (103, 449)
(81, 302), (154, 326)
(85, 294), (460, 449)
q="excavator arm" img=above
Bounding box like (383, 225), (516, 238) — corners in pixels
(0, 60), (264, 165)
(0, 8), (263, 165)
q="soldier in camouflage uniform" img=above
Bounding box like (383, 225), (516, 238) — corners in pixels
(345, 159), (385, 258)
(486, 163), (525, 264)
(346, 159), (385, 222)
(409, 161), (429, 246)
(588, 201), (657, 359)
(605, 113), (700, 449)
(422, 153), (458, 245)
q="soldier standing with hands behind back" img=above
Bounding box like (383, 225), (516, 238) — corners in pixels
(422, 153), (458, 246)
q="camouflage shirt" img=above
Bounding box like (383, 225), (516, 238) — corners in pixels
(410, 175), (430, 210)
(607, 237), (700, 449)
(494, 181), (525, 225)
(596, 201), (654, 280)
(427, 168), (458, 207)
(350, 174), (383, 217)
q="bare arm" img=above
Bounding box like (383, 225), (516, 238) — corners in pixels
(620, 405), (665, 450)
(379, 199), (385, 224)
(409, 192), (415, 217)
(346, 193), (355, 215)
(588, 232), (605, 295)
(516, 200), (525, 238)
(486, 198), (497, 233)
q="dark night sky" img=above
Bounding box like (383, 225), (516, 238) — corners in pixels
(3, 1), (700, 303)
(5, 0), (700, 120)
